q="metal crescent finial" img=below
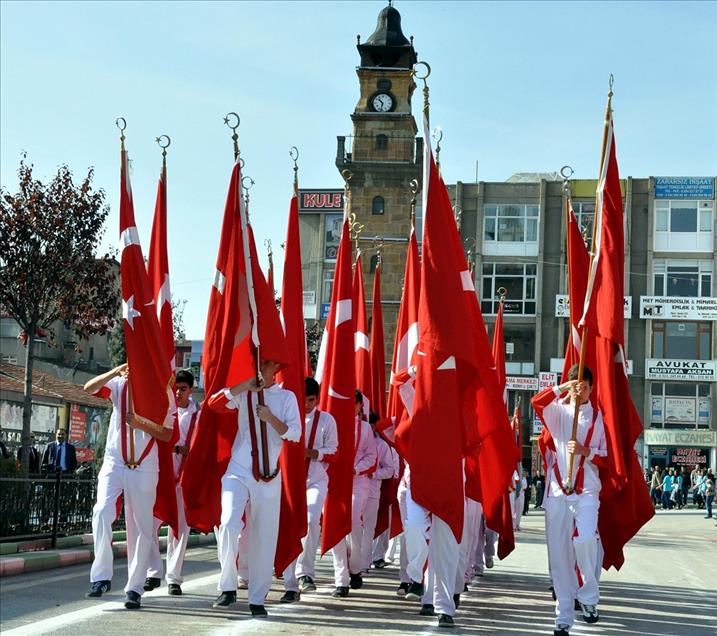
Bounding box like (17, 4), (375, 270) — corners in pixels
(341, 168), (353, 184)
(155, 134), (171, 160)
(115, 117), (127, 132)
(223, 112), (240, 130)
(241, 175), (255, 192)
(413, 61), (431, 80)
(409, 179), (419, 196)
(497, 287), (508, 301)
(432, 127), (443, 144)
(289, 146), (299, 163)
(560, 165), (574, 180)
(239, 157), (245, 169)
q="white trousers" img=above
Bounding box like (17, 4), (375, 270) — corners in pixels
(544, 493), (600, 628)
(396, 484), (410, 583)
(146, 484), (191, 585)
(513, 492), (525, 530)
(90, 463), (158, 595)
(404, 483), (430, 583)
(332, 476), (369, 586)
(372, 527), (389, 562)
(216, 471), (281, 606)
(360, 494), (381, 571)
(284, 478), (328, 590)
(419, 515), (460, 616)
(460, 499), (481, 584)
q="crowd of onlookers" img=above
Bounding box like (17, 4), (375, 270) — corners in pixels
(646, 464), (715, 519)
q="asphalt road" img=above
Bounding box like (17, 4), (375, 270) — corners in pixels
(1, 506), (715, 636)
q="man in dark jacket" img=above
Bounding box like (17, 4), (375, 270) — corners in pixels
(17, 433), (41, 473)
(42, 428), (77, 473)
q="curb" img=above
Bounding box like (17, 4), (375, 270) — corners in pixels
(0, 532), (215, 578)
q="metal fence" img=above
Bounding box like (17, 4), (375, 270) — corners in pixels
(0, 472), (124, 543)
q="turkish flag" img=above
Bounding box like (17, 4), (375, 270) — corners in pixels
(274, 193), (308, 574)
(379, 229), (420, 445)
(145, 154), (180, 535)
(315, 216), (356, 554)
(353, 253), (371, 406)
(182, 160), (248, 532)
(369, 262), (387, 419)
(119, 147), (175, 434)
(397, 119), (517, 542)
(491, 299), (507, 405)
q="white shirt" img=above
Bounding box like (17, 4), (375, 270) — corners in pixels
(305, 407), (338, 487)
(368, 435), (399, 498)
(173, 399), (199, 476)
(101, 376), (171, 473)
(542, 388), (607, 499)
(223, 384), (301, 480)
(353, 417), (378, 478)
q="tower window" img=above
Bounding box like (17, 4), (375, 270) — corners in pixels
(377, 78), (392, 91)
(372, 196), (385, 215)
(376, 134), (388, 150)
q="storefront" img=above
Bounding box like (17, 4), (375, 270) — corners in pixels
(644, 429), (717, 470)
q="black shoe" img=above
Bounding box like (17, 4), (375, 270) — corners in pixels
(86, 580), (111, 598)
(372, 558), (387, 569)
(143, 577), (161, 592)
(212, 591), (236, 608)
(574, 599), (581, 611)
(580, 602), (599, 624)
(419, 603), (435, 616)
(453, 593), (461, 609)
(349, 572), (363, 589)
(332, 586), (349, 598)
(438, 614), (455, 628)
(549, 585), (556, 601)
(299, 575), (316, 592)
(463, 583), (468, 592)
(280, 591), (300, 603)
(396, 582), (410, 596)
(167, 584), (182, 596)
(124, 591), (141, 609)
(250, 604), (268, 617)
(405, 580), (424, 601)
(554, 624), (570, 636)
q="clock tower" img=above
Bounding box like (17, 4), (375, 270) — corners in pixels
(335, 2), (422, 353)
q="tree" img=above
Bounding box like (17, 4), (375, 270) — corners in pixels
(0, 157), (118, 473)
(171, 297), (187, 343)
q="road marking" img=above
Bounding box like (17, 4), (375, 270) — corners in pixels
(2, 572), (219, 636)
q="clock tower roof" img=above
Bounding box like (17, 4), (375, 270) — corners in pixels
(357, 3), (417, 69)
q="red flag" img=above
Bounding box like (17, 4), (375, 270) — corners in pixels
(274, 192), (308, 574)
(315, 215), (356, 554)
(182, 161), (249, 532)
(397, 118), (517, 542)
(369, 260), (387, 419)
(380, 230), (420, 444)
(491, 300), (507, 405)
(119, 146), (175, 435)
(145, 153), (180, 535)
(353, 253), (371, 405)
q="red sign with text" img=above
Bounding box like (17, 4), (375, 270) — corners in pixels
(70, 404), (87, 443)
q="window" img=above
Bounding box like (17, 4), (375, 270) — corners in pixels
(372, 195), (385, 215)
(480, 263), (537, 315)
(376, 134), (388, 150)
(0, 318), (19, 339)
(322, 269), (335, 306)
(1, 354), (18, 364)
(650, 382), (710, 429)
(369, 254), (380, 274)
(653, 259), (712, 297)
(654, 200), (714, 251)
(483, 204), (539, 256)
(572, 201), (595, 240)
(501, 325), (535, 376)
(651, 321), (712, 359)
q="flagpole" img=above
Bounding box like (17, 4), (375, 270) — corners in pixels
(116, 117), (137, 469)
(564, 77), (614, 493)
(290, 146), (299, 196)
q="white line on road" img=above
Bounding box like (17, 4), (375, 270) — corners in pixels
(3, 572), (220, 636)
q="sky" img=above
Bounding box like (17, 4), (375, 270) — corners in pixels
(2, 1), (716, 340)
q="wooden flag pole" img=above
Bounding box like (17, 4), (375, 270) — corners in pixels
(564, 77), (614, 493)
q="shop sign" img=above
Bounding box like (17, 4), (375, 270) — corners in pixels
(645, 359), (717, 382)
(555, 294), (631, 319)
(664, 397), (696, 424)
(323, 213), (343, 260)
(644, 429), (717, 446)
(654, 177), (714, 199)
(321, 303), (330, 320)
(639, 296), (717, 320)
(538, 372), (557, 391)
(532, 418), (544, 436)
(505, 376), (539, 391)
(670, 447), (709, 466)
(299, 190), (343, 212)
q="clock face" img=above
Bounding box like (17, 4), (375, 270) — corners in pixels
(372, 93), (394, 112)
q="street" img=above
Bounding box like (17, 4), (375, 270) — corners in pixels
(1, 507), (714, 636)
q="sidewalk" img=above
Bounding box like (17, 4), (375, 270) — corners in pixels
(0, 528), (216, 577)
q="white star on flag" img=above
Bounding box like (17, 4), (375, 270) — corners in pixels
(123, 294), (141, 330)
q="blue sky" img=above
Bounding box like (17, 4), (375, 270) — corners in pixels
(2, 1), (715, 339)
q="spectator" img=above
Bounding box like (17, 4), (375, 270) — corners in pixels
(690, 464), (703, 508)
(42, 428), (77, 474)
(661, 469), (674, 510)
(679, 467), (690, 509)
(649, 466), (662, 507)
(523, 472), (532, 515)
(671, 470), (682, 509)
(17, 433), (41, 473)
(534, 473), (544, 510)
(694, 469), (707, 509)
(704, 472), (715, 520)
